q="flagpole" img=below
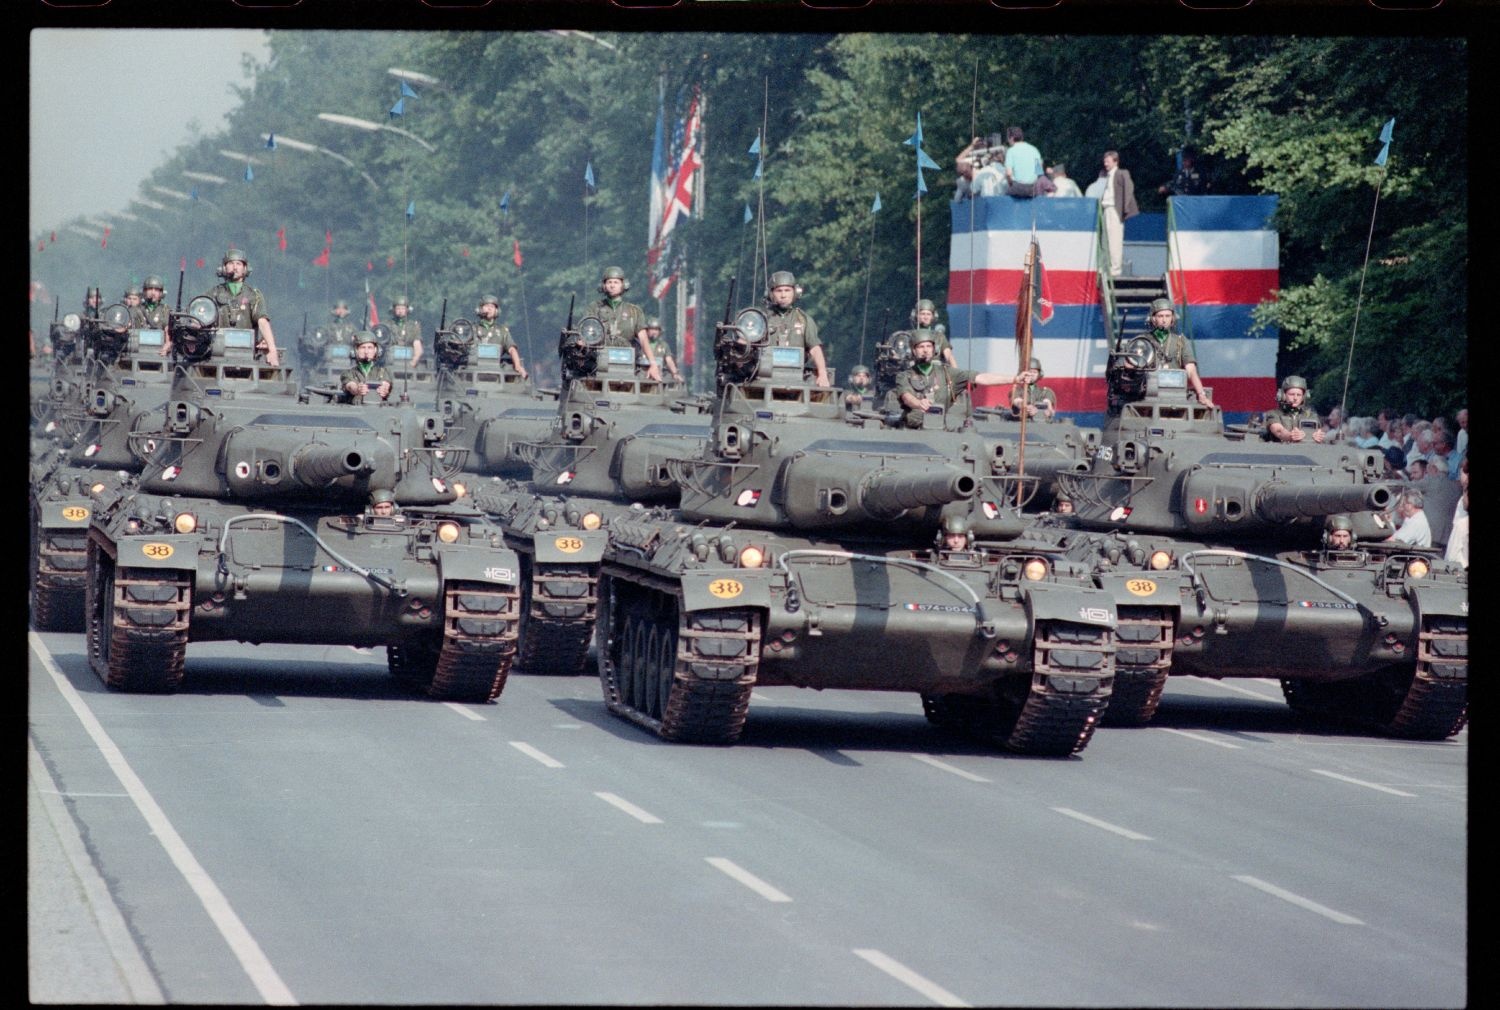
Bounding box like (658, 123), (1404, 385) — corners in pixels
(1341, 167), (1388, 420)
(965, 58), (980, 372)
(1015, 235), (1037, 498)
(859, 194), (879, 368)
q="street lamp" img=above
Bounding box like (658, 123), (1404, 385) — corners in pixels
(219, 149), (264, 165)
(260, 133), (380, 192)
(388, 67), (443, 88)
(317, 112), (435, 153)
(133, 197), (168, 211)
(150, 185), (193, 201)
(182, 171), (229, 185)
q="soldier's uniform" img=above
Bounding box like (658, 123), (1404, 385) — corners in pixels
(328, 320), (357, 345)
(474, 318), (516, 352)
(208, 278), (271, 331)
(338, 359), (394, 402)
(649, 335), (673, 366)
(894, 360), (980, 428)
(594, 296), (646, 349)
(388, 315), (424, 350)
(765, 302), (821, 351)
(138, 300), (169, 329)
(1262, 401), (1319, 441)
(1013, 384), (1058, 414)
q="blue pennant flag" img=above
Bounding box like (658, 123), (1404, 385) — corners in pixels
(743, 203), (752, 224)
(904, 112), (940, 196)
(585, 161), (596, 191)
(190, 186), (199, 201)
(244, 164), (254, 182)
(500, 191), (510, 218)
(871, 191), (882, 214)
(406, 200), (415, 221)
(400, 80), (419, 99)
(748, 133), (761, 158)
(265, 132), (277, 150)
(1375, 117), (1395, 167)
(389, 97), (405, 118)
(753, 158), (762, 180)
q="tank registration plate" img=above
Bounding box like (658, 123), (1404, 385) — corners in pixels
(708, 578), (743, 599)
(1125, 579), (1157, 596)
(140, 542), (174, 560)
(554, 536), (584, 553)
(61, 506), (90, 522)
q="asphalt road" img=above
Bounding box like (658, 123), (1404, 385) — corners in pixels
(29, 631), (1467, 1006)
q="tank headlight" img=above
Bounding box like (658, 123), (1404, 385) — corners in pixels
(437, 522), (461, 544)
(581, 511), (602, 531)
(125, 518), (141, 533)
(1023, 559), (1048, 581)
(173, 512), (197, 534)
(1406, 559), (1429, 580)
(451, 481), (467, 498)
(90, 482), (106, 495)
(1149, 550), (1173, 571)
(738, 546), (765, 569)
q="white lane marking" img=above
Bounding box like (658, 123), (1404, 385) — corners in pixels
(30, 632), (298, 1005)
(911, 754), (991, 782)
(1157, 727), (1243, 749)
(705, 857), (793, 903)
(594, 792), (662, 824)
(1051, 807), (1153, 841)
(30, 739), (166, 1004)
(1311, 769), (1417, 797)
(443, 702), (486, 721)
(1187, 676), (1280, 700)
(38, 790), (130, 798)
(509, 741), (564, 768)
(1232, 875), (1364, 925)
(853, 948), (971, 1008)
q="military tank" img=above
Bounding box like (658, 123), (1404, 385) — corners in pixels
(84, 380), (521, 702)
(1048, 340), (1466, 738)
(590, 302), (1119, 756)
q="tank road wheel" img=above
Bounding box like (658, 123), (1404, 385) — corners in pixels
(85, 543), (190, 693)
(425, 580), (520, 703)
(992, 620), (1114, 756)
(1281, 617), (1466, 740)
(30, 504), (86, 632)
(516, 560), (599, 676)
(1103, 607), (1174, 727)
(599, 577), (759, 744)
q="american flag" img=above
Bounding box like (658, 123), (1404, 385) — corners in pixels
(647, 84), (703, 301)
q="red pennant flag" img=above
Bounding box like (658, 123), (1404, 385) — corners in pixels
(312, 247), (330, 268)
(180, 256), (188, 271)
(386, 255), (395, 268)
(104, 226), (111, 236)
(513, 240), (523, 268)
(277, 227), (287, 252)
(325, 229), (333, 246)
(38, 240), (44, 252)
(367, 292), (380, 326)
(101, 236), (108, 249)
(196, 257), (206, 269)
(50, 231), (56, 243)
(461, 247), (469, 258)
(365, 260), (374, 272)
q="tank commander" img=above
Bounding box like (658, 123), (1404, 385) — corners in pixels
(938, 514), (973, 553)
(895, 330), (1036, 428)
(368, 488), (398, 518)
(186, 248), (280, 366)
(764, 271), (830, 388)
(1325, 514), (1355, 551)
(124, 283), (146, 326)
(1139, 298), (1210, 407)
(388, 295), (425, 370)
(911, 299), (957, 366)
(1010, 357), (1058, 419)
(474, 295), (529, 380)
(1264, 375), (1324, 443)
(592, 267), (657, 381)
(140, 276), (170, 330)
(845, 364), (874, 408)
(340, 333), (393, 403)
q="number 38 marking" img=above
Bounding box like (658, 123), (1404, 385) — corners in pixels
(554, 536), (584, 553)
(141, 542), (174, 559)
(708, 579), (743, 599)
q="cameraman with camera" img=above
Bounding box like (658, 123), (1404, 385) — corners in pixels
(955, 133), (1006, 200)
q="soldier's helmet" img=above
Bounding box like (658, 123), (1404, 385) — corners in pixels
(599, 266), (630, 292)
(850, 364), (872, 379)
(354, 331), (379, 349)
(333, 299), (350, 312)
(911, 328), (937, 348)
(143, 275), (165, 291)
(124, 283), (142, 297)
(86, 286), (102, 299)
(937, 513), (972, 548)
(1326, 514), (1353, 534)
(479, 294), (500, 308)
(223, 248), (249, 266)
(370, 488), (396, 506)
(1281, 374), (1308, 392)
(645, 317), (662, 330)
(392, 295), (411, 309)
(769, 270), (797, 290)
(1029, 356), (1044, 378)
(913, 298), (937, 315)
(1149, 297), (1174, 315)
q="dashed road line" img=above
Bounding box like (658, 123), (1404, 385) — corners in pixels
(1051, 807), (1153, 841)
(1232, 875), (1364, 925)
(594, 792), (662, 824)
(1188, 676), (1280, 701)
(1157, 727), (1243, 749)
(509, 741), (564, 768)
(443, 702), (486, 721)
(705, 858), (792, 903)
(853, 948), (970, 1007)
(1310, 769), (1417, 797)
(911, 754), (991, 782)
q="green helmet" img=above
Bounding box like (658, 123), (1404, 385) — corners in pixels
(941, 514), (969, 536)
(124, 283), (142, 297)
(392, 295), (411, 309)
(370, 488), (396, 505)
(223, 248), (248, 266)
(143, 275), (165, 290)
(914, 298), (937, 314)
(602, 266), (626, 281)
(1326, 514), (1353, 533)
(1149, 297), (1174, 315)
(85, 286), (101, 299)
(479, 294), (500, 308)
(850, 364), (872, 378)
(333, 300), (350, 312)
(769, 270), (797, 290)
(1029, 356), (1043, 377)
(354, 331), (379, 348)
(911, 328), (937, 348)
(1281, 374), (1308, 392)
(645, 317), (662, 330)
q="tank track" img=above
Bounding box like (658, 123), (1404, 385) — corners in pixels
(86, 543), (191, 692)
(1103, 606), (1174, 726)
(1280, 616), (1467, 740)
(420, 580), (520, 703)
(516, 561), (598, 675)
(599, 577), (759, 744)
(30, 513), (87, 632)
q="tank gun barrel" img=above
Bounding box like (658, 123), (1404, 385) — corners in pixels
(778, 456), (977, 528)
(1254, 481), (1397, 523)
(292, 442), (375, 486)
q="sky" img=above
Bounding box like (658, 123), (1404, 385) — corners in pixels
(29, 29), (272, 236)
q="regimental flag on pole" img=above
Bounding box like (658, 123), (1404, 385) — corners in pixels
(682, 282), (698, 367)
(367, 287), (380, 326)
(647, 84), (704, 300)
(1015, 232), (1052, 368)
